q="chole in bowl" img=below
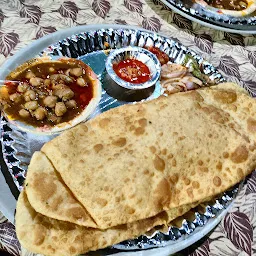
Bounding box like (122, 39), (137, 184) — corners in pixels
(0, 56), (102, 134)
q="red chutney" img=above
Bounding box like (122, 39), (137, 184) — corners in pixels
(146, 46), (169, 66)
(113, 59), (151, 84)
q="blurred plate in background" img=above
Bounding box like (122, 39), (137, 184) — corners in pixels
(157, 0), (256, 34)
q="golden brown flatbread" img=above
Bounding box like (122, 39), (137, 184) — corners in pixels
(16, 190), (193, 256)
(41, 84), (256, 229)
(25, 151), (97, 227)
(17, 82), (256, 256)
(197, 83), (256, 143)
(26, 151), (199, 229)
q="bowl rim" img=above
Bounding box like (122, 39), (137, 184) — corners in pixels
(105, 46), (161, 90)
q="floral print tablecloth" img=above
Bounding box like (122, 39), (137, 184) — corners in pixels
(0, 0), (256, 256)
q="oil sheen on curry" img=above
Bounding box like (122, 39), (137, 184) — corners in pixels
(2, 59), (94, 127)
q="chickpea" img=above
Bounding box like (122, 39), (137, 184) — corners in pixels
(52, 83), (67, 90)
(65, 99), (77, 109)
(43, 96), (58, 108)
(49, 67), (55, 73)
(37, 90), (48, 97)
(24, 90), (36, 101)
(9, 93), (22, 103)
(53, 88), (74, 101)
(44, 79), (51, 87)
(50, 74), (73, 83)
(30, 77), (44, 87)
(77, 77), (87, 87)
(239, 1), (247, 7)
(52, 89), (60, 97)
(51, 80), (56, 87)
(0, 99), (10, 110)
(19, 109), (30, 118)
(24, 101), (38, 111)
(65, 69), (71, 76)
(17, 82), (29, 93)
(70, 67), (83, 77)
(25, 71), (35, 79)
(62, 88), (75, 101)
(55, 102), (67, 117)
(34, 107), (47, 120)
(48, 113), (62, 124)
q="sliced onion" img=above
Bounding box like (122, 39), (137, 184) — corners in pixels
(181, 76), (203, 86)
(161, 79), (186, 88)
(184, 81), (195, 90)
(161, 63), (187, 79)
(161, 77), (181, 85)
(162, 81), (187, 94)
(166, 84), (186, 94)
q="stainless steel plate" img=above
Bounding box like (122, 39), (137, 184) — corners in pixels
(0, 26), (241, 253)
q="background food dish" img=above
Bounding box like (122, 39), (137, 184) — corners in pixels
(157, 0), (256, 33)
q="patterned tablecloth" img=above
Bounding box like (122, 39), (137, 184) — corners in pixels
(0, 0), (256, 255)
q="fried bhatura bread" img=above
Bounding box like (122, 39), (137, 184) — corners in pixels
(26, 151), (197, 228)
(25, 151), (97, 227)
(41, 85), (256, 229)
(16, 190), (194, 256)
(197, 82), (256, 143)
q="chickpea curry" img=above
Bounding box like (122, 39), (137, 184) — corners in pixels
(1, 59), (94, 127)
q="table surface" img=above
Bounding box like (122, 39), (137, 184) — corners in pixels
(0, 0), (256, 256)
